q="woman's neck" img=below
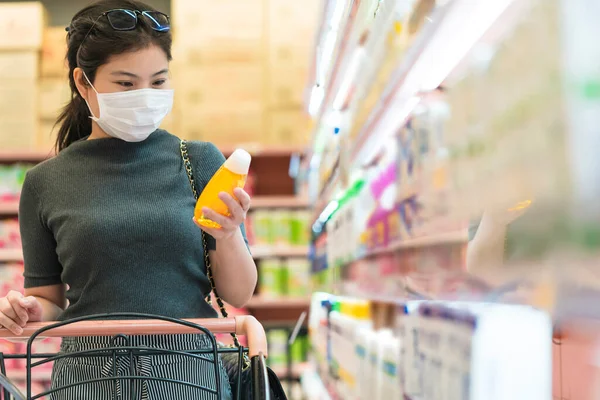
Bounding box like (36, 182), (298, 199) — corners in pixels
(88, 122), (111, 141)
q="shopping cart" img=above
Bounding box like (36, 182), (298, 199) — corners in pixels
(0, 313), (272, 400)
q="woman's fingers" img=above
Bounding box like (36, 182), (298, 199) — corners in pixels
(201, 207), (236, 230)
(233, 188), (251, 212)
(0, 296), (24, 335)
(19, 296), (43, 322)
(218, 192), (245, 223)
(7, 292), (29, 325)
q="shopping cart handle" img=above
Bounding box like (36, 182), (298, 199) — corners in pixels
(0, 315), (268, 358)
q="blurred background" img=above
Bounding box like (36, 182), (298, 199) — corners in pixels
(1, 0), (600, 399)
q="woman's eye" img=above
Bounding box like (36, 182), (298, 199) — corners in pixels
(153, 79), (166, 86)
(117, 81), (134, 88)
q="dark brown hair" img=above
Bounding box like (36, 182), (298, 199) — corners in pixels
(55, 0), (172, 152)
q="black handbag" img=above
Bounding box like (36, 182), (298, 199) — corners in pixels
(180, 140), (288, 400)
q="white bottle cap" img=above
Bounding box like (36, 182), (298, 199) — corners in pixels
(223, 149), (251, 175)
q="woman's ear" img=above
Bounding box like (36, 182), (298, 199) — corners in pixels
(73, 67), (91, 101)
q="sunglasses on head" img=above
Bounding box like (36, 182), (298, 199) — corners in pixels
(68, 8), (170, 37)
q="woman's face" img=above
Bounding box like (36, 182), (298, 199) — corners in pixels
(74, 45), (171, 118)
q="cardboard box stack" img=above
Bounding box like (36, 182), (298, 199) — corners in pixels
(39, 26), (70, 151)
(170, 0), (318, 147)
(0, 2), (46, 150)
(265, 0), (318, 146)
(170, 0), (265, 146)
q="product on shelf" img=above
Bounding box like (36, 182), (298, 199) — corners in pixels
(267, 329), (288, 370)
(286, 259), (311, 297)
(259, 258), (311, 298)
(249, 209), (310, 247)
(0, 164), (34, 202)
(259, 258), (286, 298)
(309, 294), (552, 400)
(0, 220), (21, 249)
(328, 298), (371, 398)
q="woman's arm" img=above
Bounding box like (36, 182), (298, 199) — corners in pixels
(209, 231), (257, 308)
(24, 284), (67, 321)
(197, 188), (257, 308)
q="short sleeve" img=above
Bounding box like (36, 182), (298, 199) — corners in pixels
(189, 141), (250, 251)
(19, 175), (63, 288)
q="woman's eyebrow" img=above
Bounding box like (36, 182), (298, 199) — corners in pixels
(153, 69), (169, 77)
(111, 71), (139, 78)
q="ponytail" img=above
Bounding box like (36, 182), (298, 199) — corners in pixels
(55, 93), (92, 152)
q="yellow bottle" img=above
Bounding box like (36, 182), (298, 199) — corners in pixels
(194, 149), (252, 229)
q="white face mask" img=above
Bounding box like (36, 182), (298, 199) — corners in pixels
(83, 73), (174, 142)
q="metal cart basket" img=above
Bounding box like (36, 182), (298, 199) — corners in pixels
(0, 313), (271, 400)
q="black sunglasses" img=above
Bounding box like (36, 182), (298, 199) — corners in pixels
(68, 9), (170, 38)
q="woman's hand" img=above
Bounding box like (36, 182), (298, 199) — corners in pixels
(0, 291), (43, 335)
(195, 188), (251, 240)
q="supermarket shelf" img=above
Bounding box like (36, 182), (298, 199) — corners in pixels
(246, 296), (311, 309)
(250, 245), (309, 259)
(301, 368), (332, 400)
(251, 196), (309, 209)
(0, 147), (303, 163)
(366, 230), (468, 257)
(351, 1), (512, 168)
(246, 296), (310, 325)
(0, 150), (54, 163)
(272, 362), (310, 380)
(0, 249), (23, 262)
(0, 201), (19, 216)
(221, 146), (304, 158)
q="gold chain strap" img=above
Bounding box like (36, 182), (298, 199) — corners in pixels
(180, 140), (248, 365)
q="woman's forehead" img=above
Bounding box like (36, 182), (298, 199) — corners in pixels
(99, 45), (169, 77)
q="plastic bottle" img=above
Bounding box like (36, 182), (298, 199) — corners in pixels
(373, 329), (395, 400)
(380, 335), (402, 400)
(194, 149), (252, 228)
(355, 326), (372, 400)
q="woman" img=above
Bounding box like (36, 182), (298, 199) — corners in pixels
(0, 1), (257, 398)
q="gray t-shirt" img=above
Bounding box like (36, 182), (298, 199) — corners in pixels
(19, 130), (248, 321)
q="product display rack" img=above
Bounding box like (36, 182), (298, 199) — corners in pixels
(298, 0), (600, 399)
(0, 202), (19, 216)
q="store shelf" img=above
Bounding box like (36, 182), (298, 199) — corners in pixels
(366, 230), (468, 257)
(0, 150), (54, 163)
(250, 245), (309, 259)
(0, 201), (19, 216)
(272, 362), (310, 380)
(221, 146), (304, 158)
(251, 196), (309, 209)
(0, 249), (23, 262)
(246, 296), (310, 325)
(301, 368), (332, 400)
(351, 1), (514, 168)
(246, 296), (311, 309)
